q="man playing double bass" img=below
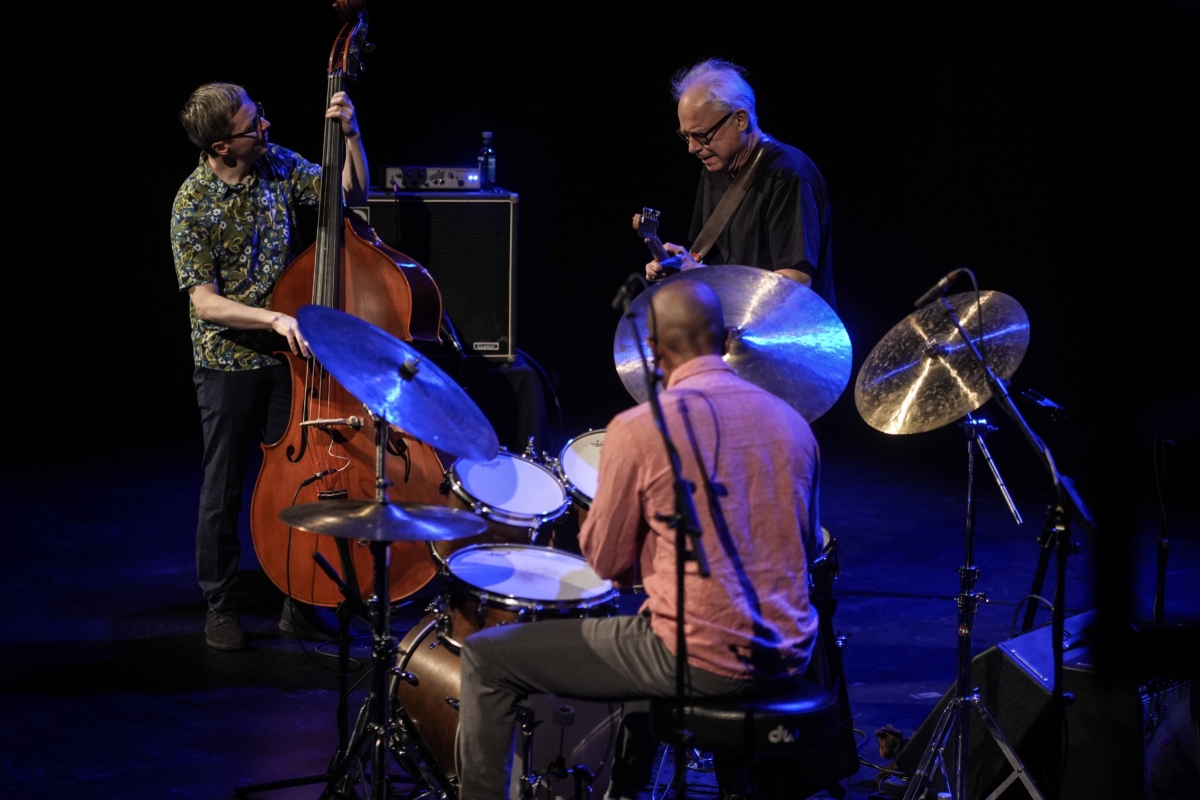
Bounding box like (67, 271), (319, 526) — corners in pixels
(647, 59), (836, 311)
(170, 82), (368, 650)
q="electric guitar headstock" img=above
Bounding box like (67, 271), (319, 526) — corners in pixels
(631, 207), (669, 263)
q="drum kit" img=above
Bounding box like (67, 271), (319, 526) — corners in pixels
(244, 263), (1082, 800)
(237, 268), (856, 800)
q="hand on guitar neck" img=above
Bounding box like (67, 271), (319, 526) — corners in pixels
(632, 208), (701, 282)
(632, 207), (812, 286)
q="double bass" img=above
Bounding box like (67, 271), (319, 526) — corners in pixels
(250, 1), (444, 606)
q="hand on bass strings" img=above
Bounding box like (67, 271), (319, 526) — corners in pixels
(326, 91), (360, 139)
(272, 313), (311, 358)
(645, 242), (701, 282)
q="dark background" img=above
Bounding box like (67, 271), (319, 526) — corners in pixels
(24, 3), (1198, 644)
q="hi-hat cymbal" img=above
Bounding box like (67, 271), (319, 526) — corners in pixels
(613, 267), (852, 422)
(279, 500), (488, 542)
(855, 291), (1030, 435)
(297, 305), (499, 463)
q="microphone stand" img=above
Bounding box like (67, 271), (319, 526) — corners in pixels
(936, 294), (1095, 800)
(618, 283), (711, 796)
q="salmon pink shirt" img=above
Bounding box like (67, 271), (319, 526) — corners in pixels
(580, 355), (820, 680)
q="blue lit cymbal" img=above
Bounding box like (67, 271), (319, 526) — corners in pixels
(297, 305), (499, 462)
(854, 291), (1029, 435)
(613, 266), (853, 422)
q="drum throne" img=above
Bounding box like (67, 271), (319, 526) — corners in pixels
(649, 532), (860, 799)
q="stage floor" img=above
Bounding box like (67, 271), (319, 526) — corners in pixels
(1, 430), (1193, 799)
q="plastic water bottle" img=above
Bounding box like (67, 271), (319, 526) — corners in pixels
(477, 132), (496, 190)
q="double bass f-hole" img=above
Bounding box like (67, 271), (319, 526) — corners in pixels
(387, 434), (412, 483)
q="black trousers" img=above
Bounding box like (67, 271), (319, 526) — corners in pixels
(193, 364), (291, 612)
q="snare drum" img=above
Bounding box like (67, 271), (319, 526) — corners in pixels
(438, 543), (616, 650)
(556, 429), (605, 525)
(438, 451), (570, 562)
(394, 613), (620, 796)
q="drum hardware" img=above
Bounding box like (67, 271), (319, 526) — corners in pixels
(858, 278), (1095, 800)
(515, 705), (598, 799)
(262, 305), (498, 800)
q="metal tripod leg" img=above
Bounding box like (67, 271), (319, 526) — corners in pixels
(975, 697), (1044, 800)
(901, 696), (959, 800)
(902, 692), (1046, 800)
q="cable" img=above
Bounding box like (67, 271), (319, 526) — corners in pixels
(517, 348), (564, 451)
(1011, 595), (1054, 637)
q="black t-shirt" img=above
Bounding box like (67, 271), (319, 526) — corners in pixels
(688, 135), (835, 310)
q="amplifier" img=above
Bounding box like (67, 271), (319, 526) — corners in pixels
(360, 190), (518, 361)
(382, 166), (480, 191)
(896, 610), (1198, 799)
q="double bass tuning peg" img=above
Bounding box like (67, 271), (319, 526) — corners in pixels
(364, 42), (376, 53)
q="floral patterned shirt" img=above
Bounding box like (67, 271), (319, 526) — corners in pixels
(171, 144), (322, 370)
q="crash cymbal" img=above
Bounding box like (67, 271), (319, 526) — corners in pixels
(855, 291), (1030, 435)
(297, 305), (499, 463)
(279, 500), (488, 542)
(613, 266), (852, 422)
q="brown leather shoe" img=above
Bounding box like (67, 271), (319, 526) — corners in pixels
(205, 609), (247, 651)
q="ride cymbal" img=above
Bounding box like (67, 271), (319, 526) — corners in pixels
(613, 266), (852, 422)
(279, 500), (488, 542)
(297, 305), (499, 462)
(854, 291), (1030, 435)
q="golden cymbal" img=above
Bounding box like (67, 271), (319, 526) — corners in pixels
(855, 291), (1030, 434)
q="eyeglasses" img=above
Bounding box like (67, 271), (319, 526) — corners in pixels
(217, 102), (265, 143)
(676, 111), (734, 146)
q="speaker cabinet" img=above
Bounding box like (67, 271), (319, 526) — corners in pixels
(361, 190), (518, 361)
(895, 610), (1197, 799)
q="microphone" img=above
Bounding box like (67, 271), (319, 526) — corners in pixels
(611, 273), (648, 312)
(914, 269), (963, 307)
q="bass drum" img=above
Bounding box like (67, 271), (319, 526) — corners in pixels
(393, 614), (621, 798)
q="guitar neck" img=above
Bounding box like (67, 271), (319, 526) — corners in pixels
(644, 235), (669, 264)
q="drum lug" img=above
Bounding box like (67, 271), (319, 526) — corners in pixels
(445, 696), (460, 710)
(475, 597), (488, 626)
(391, 668), (418, 686)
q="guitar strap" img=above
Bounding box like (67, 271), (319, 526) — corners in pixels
(689, 141), (767, 262)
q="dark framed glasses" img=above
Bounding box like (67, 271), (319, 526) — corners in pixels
(676, 111), (734, 146)
(217, 102), (265, 143)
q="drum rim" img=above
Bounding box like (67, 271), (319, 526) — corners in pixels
(446, 452), (570, 526)
(444, 543), (617, 606)
(555, 428), (606, 508)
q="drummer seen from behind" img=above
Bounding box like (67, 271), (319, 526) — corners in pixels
(457, 280), (821, 799)
(646, 58), (836, 311)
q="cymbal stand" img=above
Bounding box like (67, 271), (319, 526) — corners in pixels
(916, 293), (1094, 800)
(902, 417), (1043, 800)
(316, 413), (434, 800)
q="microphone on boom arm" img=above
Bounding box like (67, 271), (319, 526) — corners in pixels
(612, 273), (649, 312)
(914, 268), (964, 307)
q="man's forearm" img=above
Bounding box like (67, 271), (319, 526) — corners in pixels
(342, 134), (369, 207)
(191, 289), (278, 330)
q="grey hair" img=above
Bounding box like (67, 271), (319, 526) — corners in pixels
(670, 59), (758, 129)
(181, 82), (251, 154)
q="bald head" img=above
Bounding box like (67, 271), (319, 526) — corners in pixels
(649, 280), (727, 374)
